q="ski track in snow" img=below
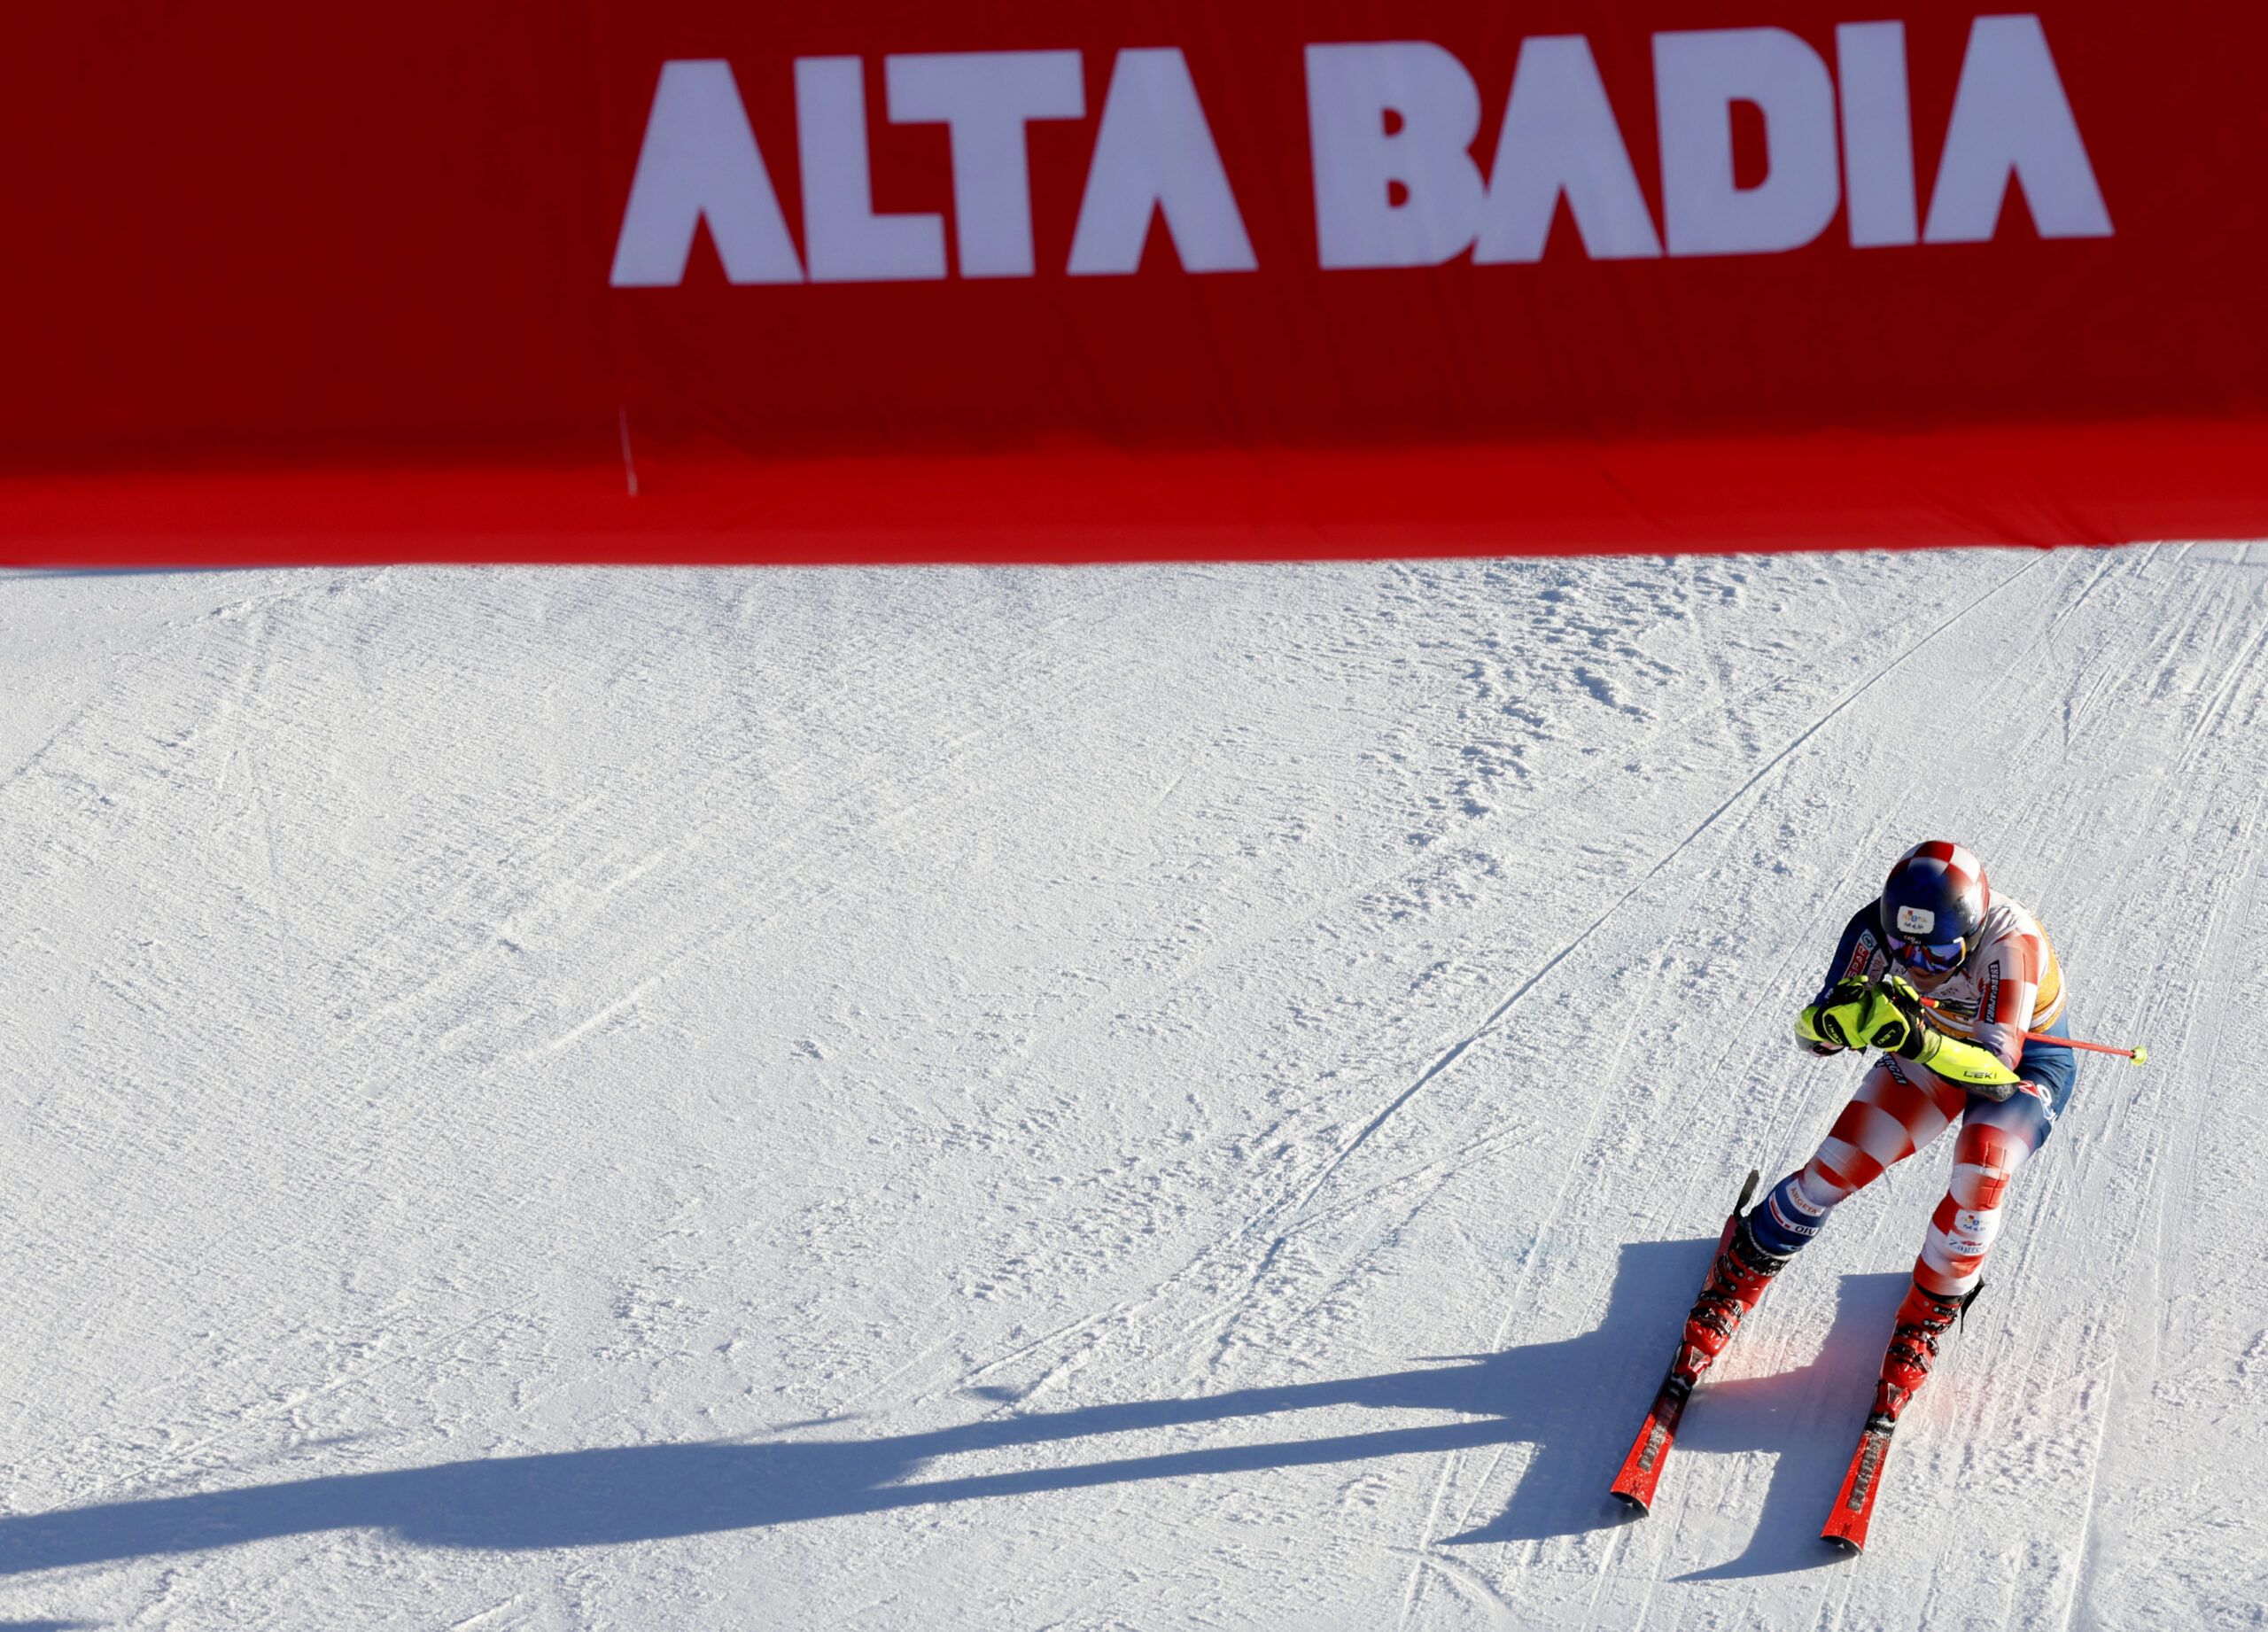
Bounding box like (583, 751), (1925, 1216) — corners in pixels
(0, 549), (2263, 1628)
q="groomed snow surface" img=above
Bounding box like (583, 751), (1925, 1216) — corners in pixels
(2, 548), (2264, 1630)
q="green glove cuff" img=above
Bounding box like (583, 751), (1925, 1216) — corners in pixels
(1796, 1005), (1837, 1047)
(1912, 1030), (2021, 1087)
(1821, 987), (1912, 1053)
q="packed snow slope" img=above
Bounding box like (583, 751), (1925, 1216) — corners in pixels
(2, 548), (2264, 1630)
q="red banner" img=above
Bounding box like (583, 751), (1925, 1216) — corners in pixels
(4, 3), (2265, 560)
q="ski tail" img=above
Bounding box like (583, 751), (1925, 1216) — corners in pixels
(1608, 1168), (1761, 1515)
(1821, 1418), (1895, 1552)
(1608, 1379), (1687, 1513)
(1821, 1279), (1985, 1552)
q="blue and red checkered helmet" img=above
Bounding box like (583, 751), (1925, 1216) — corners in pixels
(1879, 841), (1989, 974)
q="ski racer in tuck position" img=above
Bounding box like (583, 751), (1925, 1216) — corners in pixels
(1696, 840), (2078, 1426)
(1612, 841), (2083, 1535)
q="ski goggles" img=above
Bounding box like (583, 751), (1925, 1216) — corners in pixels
(1885, 934), (1966, 974)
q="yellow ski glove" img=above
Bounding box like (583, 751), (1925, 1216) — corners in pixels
(1797, 975), (2022, 1092)
(1810, 975), (1918, 1053)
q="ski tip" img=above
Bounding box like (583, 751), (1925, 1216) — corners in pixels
(1610, 1489), (1651, 1516)
(1822, 1534), (1863, 1557)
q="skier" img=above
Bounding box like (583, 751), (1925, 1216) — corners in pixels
(1678, 840), (2079, 1433)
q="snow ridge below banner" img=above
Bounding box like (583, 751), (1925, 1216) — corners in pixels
(6, 423), (2265, 566)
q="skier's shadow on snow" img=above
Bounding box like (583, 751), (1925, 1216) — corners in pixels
(1429, 1244), (1909, 1572)
(0, 1240), (1901, 1579)
(1660, 1267), (1914, 1580)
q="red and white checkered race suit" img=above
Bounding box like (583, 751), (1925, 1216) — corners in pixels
(1751, 884), (2071, 1297)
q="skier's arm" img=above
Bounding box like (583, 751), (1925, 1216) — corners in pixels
(1858, 980), (2021, 1090)
(1810, 902), (1890, 1004)
(1899, 1024), (2022, 1092)
(1967, 921), (2050, 1072)
(1794, 903), (1891, 1055)
(1804, 977), (2023, 1091)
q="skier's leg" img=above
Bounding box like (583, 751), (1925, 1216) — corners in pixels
(1674, 1059), (1954, 1381)
(1880, 1024), (2078, 1418)
(1868, 1099), (2047, 1419)
(1914, 1092), (2051, 1295)
(1913, 1019), (2075, 1298)
(1748, 1057), (1968, 1258)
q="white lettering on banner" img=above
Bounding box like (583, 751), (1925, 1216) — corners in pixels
(1837, 22), (1918, 247)
(886, 51), (1085, 278)
(1653, 27), (1841, 256)
(609, 14), (2115, 289)
(610, 61), (804, 286)
(1923, 14), (2111, 242)
(1068, 49), (1258, 275)
(1474, 35), (1661, 262)
(796, 57), (947, 282)
(1305, 43), (1488, 268)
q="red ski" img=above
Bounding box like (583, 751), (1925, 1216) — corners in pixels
(1609, 1169), (1760, 1514)
(1821, 1279), (1981, 1552)
(1608, 1373), (1690, 1513)
(1821, 1420), (1896, 1551)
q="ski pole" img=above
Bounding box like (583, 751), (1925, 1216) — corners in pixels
(1917, 996), (2147, 1064)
